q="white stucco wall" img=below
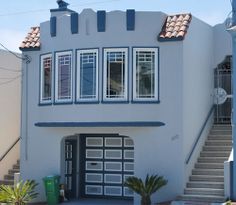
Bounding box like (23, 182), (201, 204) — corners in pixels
(213, 23), (232, 68)
(20, 9), (186, 203)
(0, 49), (21, 180)
(182, 16), (215, 183)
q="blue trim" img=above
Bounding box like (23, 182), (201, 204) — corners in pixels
(102, 47), (129, 104)
(39, 53), (53, 106)
(158, 36), (184, 42)
(50, 8), (74, 12)
(126, 10), (135, 31)
(230, 161), (234, 199)
(50, 16), (57, 37)
(54, 50), (73, 105)
(19, 47), (40, 51)
(35, 121), (165, 127)
(131, 47), (160, 104)
(71, 12), (79, 34)
(97, 11), (106, 32)
(185, 105), (215, 164)
(75, 48), (100, 104)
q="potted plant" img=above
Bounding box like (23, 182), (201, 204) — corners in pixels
(0, 180), (38, 205)
(124, 174), (167, 205)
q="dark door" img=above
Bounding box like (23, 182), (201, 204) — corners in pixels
(214, 56), (232, 124)
(65, 139), (77, 198)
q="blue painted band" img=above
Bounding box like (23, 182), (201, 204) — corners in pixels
(97, 10), (106, 32)
(126, 9), (135, 31)
(50, 16), (57, 37)
(230, 161), (234, 199)
(19, 47), (40, 51)
(50, 8), (74, 12)
(35, 121), (165, 127)
(158, 36), (184, 42)
(71, 12), (79, 34)
(185, 105), (214, 164)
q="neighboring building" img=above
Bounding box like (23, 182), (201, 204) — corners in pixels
(19, 1), (232, 204)
(0, 49), (21, 181)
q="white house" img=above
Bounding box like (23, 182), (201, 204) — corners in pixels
(0, 49), (21, 183)
(19, 1), (232, 204)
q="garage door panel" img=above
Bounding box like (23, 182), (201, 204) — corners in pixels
(82, 135), (134, 198)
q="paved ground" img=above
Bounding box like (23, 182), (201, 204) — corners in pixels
(60, 198), (133, 205)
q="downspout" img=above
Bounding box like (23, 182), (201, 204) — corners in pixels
(229, 0), (236, 200)
(22, 54), (31, 161)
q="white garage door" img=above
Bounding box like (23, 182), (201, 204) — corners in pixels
(81, 135), (134, 198)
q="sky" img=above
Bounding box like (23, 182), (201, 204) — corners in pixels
(0, 0), (232, 52)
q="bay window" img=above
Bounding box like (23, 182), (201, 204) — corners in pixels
(103, 48), (128, 101)
(55, 51), (73, 103)
(133, 48), (158, 101)
(77, 49), (98, 102)
(40, 54), (52, 103)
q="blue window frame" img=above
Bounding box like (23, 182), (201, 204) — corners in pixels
(55, 51), (73, 103)
(40, 54), (52, 104)
(103, 48), (128, 102)
(133, 48), (159, 102)
(77, 49), (99, 102)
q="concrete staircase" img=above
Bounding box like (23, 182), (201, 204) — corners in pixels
(0, 159), (20, 186)
(179, 124), (232, 203)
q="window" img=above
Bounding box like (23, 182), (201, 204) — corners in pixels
(133, 48), (158, 101)
(103, 48), (128, 101)
(77, 49), (98, 102)
(55, 51), (73, 103)
(40, 54), (52, 103)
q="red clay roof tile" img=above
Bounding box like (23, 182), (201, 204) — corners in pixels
(19, 27), (40, 50)
(158, 13), (192, 42)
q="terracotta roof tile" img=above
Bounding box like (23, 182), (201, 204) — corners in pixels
(19, 27), (40, 50)
(158, 13), (192, 42)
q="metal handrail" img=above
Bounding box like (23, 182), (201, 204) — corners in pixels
(0, 137), (20, 162)
(185, 106), (215, 164)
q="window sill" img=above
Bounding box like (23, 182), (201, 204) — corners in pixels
(131, 100), (160, 104)
(38, 102), (53, 106)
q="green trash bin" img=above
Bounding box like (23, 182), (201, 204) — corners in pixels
(43, 175), (60, 205)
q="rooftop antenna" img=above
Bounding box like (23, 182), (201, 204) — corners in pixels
(57, 0), (69, 9)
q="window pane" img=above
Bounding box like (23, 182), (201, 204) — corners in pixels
(106, 51), (126, 99)
(58, 54), (72, 100)
(80, 52), (97, 99)
(42, 56), (52, 101)
(136, 51), (155, 98)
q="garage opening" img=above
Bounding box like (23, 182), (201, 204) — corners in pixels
(79, 134), (134, 199)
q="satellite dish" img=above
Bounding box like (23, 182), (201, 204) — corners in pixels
(214, 88), (228, 105)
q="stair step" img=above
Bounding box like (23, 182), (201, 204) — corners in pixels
(0, 180), (14, 185)
(8, 169), (20, 175)
(4, 174), (14, 180)
(212, 125), (232, 130)
(190, 175), (224, 182)
(192, 169), (223, 176)
(187, 182), (224, 189)
(203, 146), (232, 151)
(210, 130), (232, 135)
(184, 188), (224, 196)
(200, 151), (230, 157)
(195, 163), (224, 169)
(205, 140), (232, 146)
(177, 194), (225, 203)
(198, 157), (228, 163)
(13, 164), (20, 169)
(208, 135), (232, 140)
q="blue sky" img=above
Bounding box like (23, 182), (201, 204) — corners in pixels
(0, 0), (232, 52)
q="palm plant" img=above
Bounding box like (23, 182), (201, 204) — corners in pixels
(0, 180), (38, 205)
(124, 174), (167, 205)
